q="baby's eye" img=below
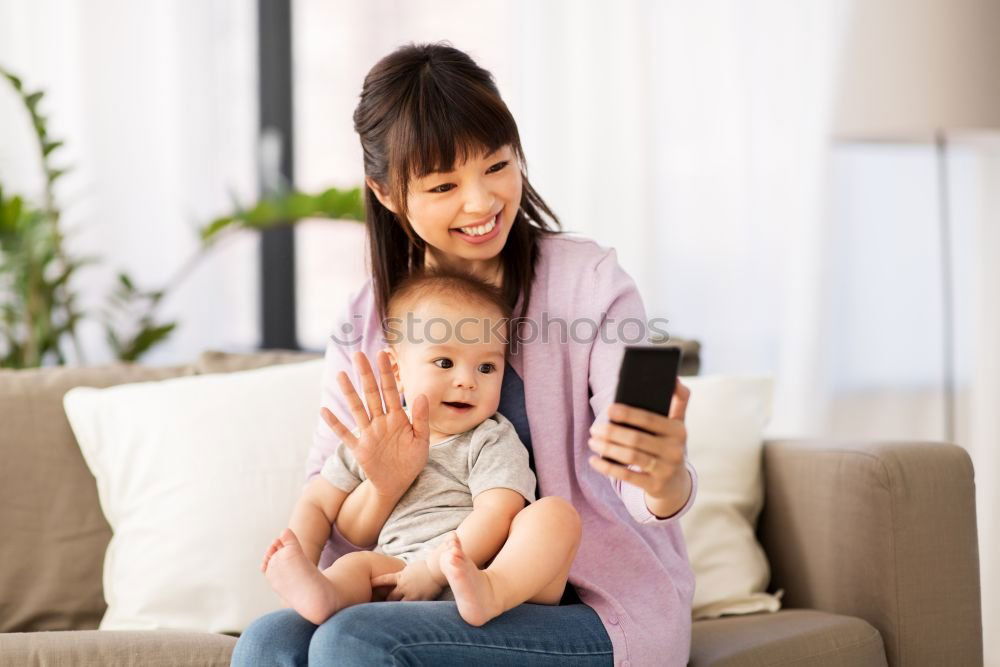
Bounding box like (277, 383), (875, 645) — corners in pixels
(429, 183), (455, 194)
(433, 358), (454, 369)
(478, 363), (497, 374)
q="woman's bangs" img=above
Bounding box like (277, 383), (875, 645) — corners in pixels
(401, 77), (521, 183)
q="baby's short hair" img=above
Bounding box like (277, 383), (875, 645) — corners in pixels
(384, 266), (513, 352)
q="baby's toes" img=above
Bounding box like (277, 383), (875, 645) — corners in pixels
(279, 527), (300, 547)
(261, 537), (284, 568)
(263, 540), (277, 558)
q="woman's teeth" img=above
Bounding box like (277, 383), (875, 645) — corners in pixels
(458, 216), (496, 237)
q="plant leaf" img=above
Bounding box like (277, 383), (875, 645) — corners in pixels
(25, 90), (43, 111)
(199, 215), (235, 242)
(3, 72), (23, 90)
(42, 140), (63, 157)
(47, 167), (68, 183)
(122, 322), (177, 361)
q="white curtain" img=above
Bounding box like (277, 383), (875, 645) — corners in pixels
(509, 0), (845, 440)
(0, 0), (259, 366)
(972, 143), (1000, 667)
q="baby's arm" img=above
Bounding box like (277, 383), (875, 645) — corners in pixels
(289, 476), (351, 565)
(335, 479), (408, 549)
(425, 488), (526, 585)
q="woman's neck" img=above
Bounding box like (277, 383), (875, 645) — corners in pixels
(425, 250), (504, 288)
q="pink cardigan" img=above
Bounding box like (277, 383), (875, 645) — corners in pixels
(307, 233), (698, 667)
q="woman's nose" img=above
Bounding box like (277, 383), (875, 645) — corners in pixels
(462, 180), (495, 216)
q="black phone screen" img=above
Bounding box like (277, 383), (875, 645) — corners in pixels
(609, 345), (682, 436)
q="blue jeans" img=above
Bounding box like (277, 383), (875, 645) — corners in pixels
(231, 601), (613, 666)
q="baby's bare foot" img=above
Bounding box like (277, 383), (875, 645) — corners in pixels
(260, 539), (292, 608)
(261, 536), (284, 572)
(439, 533), (504, 627)
(264, 528), (339, 624)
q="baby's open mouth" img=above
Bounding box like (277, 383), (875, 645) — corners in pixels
(443, 401), (473, 411)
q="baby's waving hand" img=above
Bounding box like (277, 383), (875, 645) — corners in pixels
(320, 349), (430, 498)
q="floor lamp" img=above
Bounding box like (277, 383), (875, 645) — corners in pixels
(832, 0), (1000, 444)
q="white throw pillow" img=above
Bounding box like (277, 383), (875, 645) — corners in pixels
(678, 375), (783, 620)
(63, 360), (325, 633)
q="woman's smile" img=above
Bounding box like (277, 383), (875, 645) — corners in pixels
(450, 209), (503, 245)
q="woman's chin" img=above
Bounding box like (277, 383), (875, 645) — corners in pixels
(456, 245), (503, 261)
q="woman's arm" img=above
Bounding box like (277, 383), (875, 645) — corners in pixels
(586, 248), (698, 525)
(305, 283), (375, 482)
(586, 249), (648, 430)
(306, 336), (358, 481)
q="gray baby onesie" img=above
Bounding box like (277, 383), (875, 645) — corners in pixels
(320, 411), (537, 564)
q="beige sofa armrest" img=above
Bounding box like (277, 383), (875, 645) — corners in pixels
(756, 439), (983, 667)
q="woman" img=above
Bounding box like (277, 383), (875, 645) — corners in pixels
(233, 42), (697, 666)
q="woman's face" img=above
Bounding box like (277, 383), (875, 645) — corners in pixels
(371, 145), (523, 277)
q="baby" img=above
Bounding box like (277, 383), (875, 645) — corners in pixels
(261, 267), (582, 627)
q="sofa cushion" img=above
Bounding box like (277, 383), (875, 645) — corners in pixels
(62, 360), (325, 633)
(195, 348), (322, 374)
(0, 363), (196, 633)
(0, 630), (236, 667)
(690, 609), (887, 666)
(679, 376), (782, 619)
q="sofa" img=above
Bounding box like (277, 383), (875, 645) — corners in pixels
(0, 345), (983, 666)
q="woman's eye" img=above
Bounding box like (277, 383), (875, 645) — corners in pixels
(433, 358), (453, 369)
(478, 363), (496, 374)
(428, 162), (506, 193)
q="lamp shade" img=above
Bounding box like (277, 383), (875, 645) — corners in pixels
(833, 0), (1000, 141)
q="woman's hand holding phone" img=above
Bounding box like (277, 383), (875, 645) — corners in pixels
(587, 346), (692, 508)
(588, 382), (690, 500)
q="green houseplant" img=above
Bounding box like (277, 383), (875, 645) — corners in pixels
(0, 66), (364, 369)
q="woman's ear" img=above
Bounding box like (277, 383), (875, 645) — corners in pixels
(366, 178), (399, 215)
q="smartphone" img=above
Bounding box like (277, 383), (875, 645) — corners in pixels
(608, 345), (682, 441)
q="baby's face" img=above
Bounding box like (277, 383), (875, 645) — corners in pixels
(388, 298), (507, 440)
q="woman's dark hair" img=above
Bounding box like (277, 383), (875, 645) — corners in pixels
(352, 42), (562, 343)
